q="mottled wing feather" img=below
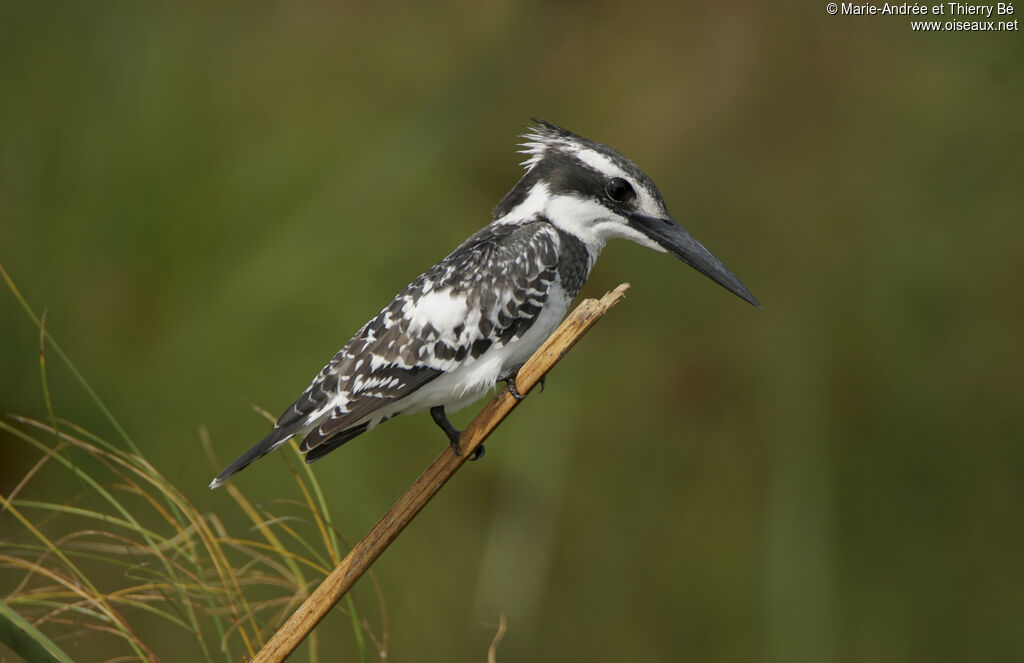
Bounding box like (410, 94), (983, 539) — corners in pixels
(303, 422), (370, 463)
(274, 219), (562, 457)
(298, 364), (441, 451)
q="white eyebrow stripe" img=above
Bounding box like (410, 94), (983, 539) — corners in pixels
(574, 146), (663, 214)
(574, 147), (631, 180)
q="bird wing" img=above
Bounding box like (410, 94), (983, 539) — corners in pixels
(208, 219), (566, 486)
(287, 219), (564, 453)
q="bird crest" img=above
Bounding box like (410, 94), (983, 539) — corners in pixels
(517, 120), (646, 189)
(518, 120), (582, 172)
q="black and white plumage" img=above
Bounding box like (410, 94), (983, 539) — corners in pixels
(210, 120), (758, 489)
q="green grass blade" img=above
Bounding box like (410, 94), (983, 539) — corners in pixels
(0, 261), (138, 454)
(0, 600), (76, 663)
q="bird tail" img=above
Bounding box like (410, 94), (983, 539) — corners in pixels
(208, 427), (293, 489)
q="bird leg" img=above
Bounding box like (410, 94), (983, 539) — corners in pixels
(431, 405), (484, 460)
(497, 363), (545, 401)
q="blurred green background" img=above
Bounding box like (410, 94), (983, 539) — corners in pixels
(2, 1), (1022, 661)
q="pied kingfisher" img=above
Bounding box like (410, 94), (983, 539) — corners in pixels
(210, 120), (758, 489)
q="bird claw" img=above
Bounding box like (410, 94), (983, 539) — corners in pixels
(506, 376), (526, 401)
(448, 435), (485, 461)
(505, 373), (545, 401)
(500, 363), (546, 401)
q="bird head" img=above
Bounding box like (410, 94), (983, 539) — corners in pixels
(493, 120), (760, 307)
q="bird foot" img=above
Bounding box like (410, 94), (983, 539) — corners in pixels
(451, 437), (486, 461)
(449, 436), (485, 460)
(499, 364), (546, 401)
(507, 377), (526, 401)
(431, 405), (484, 460)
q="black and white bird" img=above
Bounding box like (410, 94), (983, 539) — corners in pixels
(209, 120), (758, 489)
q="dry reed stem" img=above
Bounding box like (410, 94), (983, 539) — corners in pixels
(251, 283), (630, 662)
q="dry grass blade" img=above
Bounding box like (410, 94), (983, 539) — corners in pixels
(1, 417), (375, 661)
(487, 613), (508, 663)
(2, 259), (385, 661)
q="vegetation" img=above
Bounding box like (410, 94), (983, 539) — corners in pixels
(1, 265), (383, 661)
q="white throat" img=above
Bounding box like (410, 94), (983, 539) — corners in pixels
(496, 182), (664, 258)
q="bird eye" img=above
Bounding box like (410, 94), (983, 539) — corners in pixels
(605, 177), (634, 203)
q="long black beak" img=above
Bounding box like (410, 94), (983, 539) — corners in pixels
(629, 212), (760, 307)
